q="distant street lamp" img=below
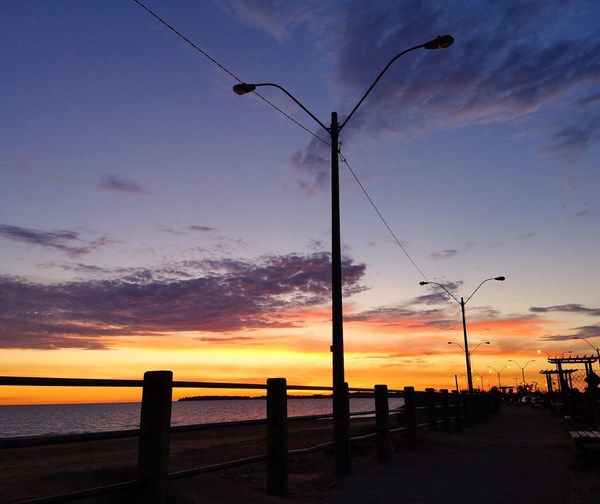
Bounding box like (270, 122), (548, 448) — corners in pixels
(474, 372), (489, 391)
(487, 365), (510, 388)
(448, 341), (489, 390)
(235, 34), (454, 474)
(508, 359), (535, 385)
(420, 276), (505, 393)
(537, 349), (572, 359)
(572, 337), (600, 370)
(448, 340), (491, 354)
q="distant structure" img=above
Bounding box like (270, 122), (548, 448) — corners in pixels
(539, 354), (599, 417)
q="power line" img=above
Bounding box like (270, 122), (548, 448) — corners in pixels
(131, 0), (450, 306)
(338, 151), (428, 280)
(338, 150), (455, 308)
(131, 0), (324, 143)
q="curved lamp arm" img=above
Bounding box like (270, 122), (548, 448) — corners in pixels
(464, 276), (505, 305)
(233, 82), (329, 132)
(471, 341), (491, 354)
(339, 35), (454, 132)
(420, 280), (460, 305)
(233, 35), (454, 135)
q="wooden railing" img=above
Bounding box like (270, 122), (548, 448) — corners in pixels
(0, 371), (499, 504)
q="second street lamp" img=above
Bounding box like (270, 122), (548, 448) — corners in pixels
(487, 365), (510, 388)
(420, 276), (505, 393)
(234, 35), (454, 474)
(572, 336), (600, 371)
(448, 341), (490, 389)
(508, 359), (535, 386)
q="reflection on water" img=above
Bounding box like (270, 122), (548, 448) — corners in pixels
(0, 397), (404, 438)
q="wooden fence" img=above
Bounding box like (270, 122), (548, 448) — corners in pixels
(0, 371), (499, 504)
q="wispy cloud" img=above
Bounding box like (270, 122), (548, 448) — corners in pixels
(287, 137), (330, 194)
(0, 223), (111, 258)
(277, 0), (600, 186)
(0, 252), (366, 349)
(188, 225), (218, 233)
(539, 324), (600, 343)
(220, 0), (319, 42)
(530, 304), (600, 317)
(98, 174), (148, 194)
(430, 249), (458, 261)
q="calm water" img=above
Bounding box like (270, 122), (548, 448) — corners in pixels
(0, 398), (404, 439)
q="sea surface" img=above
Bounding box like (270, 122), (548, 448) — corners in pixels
(0, 397), (404, 439)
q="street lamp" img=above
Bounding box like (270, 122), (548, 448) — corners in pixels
(508, 359), (535, 385)
(448, 341), (490, 358)
(487, 365), (510, 388)
(474, 372), (488, 391)
(420, 276), (505, 393)
(572, 337), (600, 370)
(537, 349), (572, 359)
(235, 35), (454, 474)
(447, 341), (489, 390)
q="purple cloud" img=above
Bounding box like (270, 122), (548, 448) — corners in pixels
(430, 249), (458, 261)
(277, 0), (600, 186)
(530, 304), (600, 317)
(0, 252), (367, 349)
(540, 324), (600, 343)
(99, 174), (147, 194)
(0, 223), (111, 258)
(188, 225), (218, 233)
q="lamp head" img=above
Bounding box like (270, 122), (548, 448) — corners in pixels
(423, 35), (454, 50)
(419, 281), (429, 286)
(233, 83), (257, 95)
(495, 276), (506, 281)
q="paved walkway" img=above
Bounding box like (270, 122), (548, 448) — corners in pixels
(167, 404), (598, 504)
(294, 405), (593, 504)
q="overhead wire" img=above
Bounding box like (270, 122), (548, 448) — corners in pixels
(131, 0), (452, 306)
(338, 150), (455, 308)
(131, 0), (325, 144)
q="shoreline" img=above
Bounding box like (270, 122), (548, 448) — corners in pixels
(1, 407), (598, 503)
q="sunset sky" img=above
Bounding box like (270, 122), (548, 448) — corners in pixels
(2, 0), (600, 404)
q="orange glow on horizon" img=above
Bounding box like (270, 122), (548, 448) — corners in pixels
(0, 310), (574, 405)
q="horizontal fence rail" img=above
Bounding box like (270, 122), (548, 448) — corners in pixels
(0, 372), (500, 504)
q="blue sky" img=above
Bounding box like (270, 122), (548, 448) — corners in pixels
(1, 0), (599, 399)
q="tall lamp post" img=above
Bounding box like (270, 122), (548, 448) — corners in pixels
(508, 359), (535, 386)
(234, 35), (454, 474)
(447, 341), (489, 390)
(487, 365), (510, 388)
(420, 276), (505, 393)
(572, 337), (600, 371)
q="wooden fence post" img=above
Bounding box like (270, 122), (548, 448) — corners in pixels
(266, 378), (288, 497)
(425, 388), (437, 430)
(452, 390), (463, 432)
(404, 386), (418, 447)
(462, 391), (473, 426)
(476, 392), (486, 421)
(375, 385), (390, 460)
(440, 389), (452, 432)
(136, 370), (173, 504)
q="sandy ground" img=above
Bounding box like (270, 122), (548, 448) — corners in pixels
(1, 405), (598, 503)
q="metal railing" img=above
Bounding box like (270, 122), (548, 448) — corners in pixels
(0, 372), (499, 503)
